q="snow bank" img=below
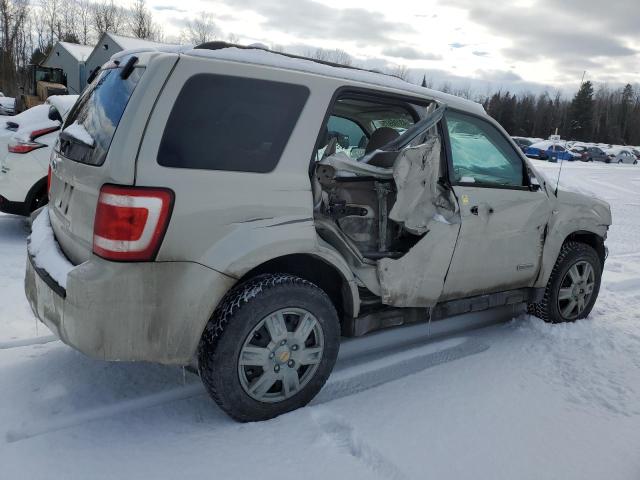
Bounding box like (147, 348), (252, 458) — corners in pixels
(63, 121), (94, 146)
(28, 208), (74, 289)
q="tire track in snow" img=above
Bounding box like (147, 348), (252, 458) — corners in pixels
(313, 338), (489, 405)
(5, 337), (488, 443)
(5, 383), (206, 443)
(0, 335), (58, 350)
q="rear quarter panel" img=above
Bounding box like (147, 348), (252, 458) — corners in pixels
(135, 56), (343, 277)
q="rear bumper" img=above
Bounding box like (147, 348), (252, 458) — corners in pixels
(25, 232), (236, 365)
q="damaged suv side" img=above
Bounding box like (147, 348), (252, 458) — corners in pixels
(25, 44), (612, 422)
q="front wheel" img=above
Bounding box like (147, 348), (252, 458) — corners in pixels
(528, 241), (602, 323)
(198, 274), (340, 422)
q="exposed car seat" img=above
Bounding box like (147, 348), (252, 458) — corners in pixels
(364, 127), (400, 154)
(363, 127), (400, 168)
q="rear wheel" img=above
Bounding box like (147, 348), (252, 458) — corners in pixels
(198, 274), (339, 422)
(29, 186), (48, 213)
(528, 241), (602, 323)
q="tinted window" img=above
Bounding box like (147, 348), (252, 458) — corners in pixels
(61, 67), (143, 166)
(158, 74), (309, 173)
(446, 111), (524, 187)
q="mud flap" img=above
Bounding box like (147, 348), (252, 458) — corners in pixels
(378, 136), (461, 307)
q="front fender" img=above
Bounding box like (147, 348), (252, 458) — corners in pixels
(535, 191), (611, 287)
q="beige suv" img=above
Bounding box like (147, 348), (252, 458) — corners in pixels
(25, 43), (611, 421)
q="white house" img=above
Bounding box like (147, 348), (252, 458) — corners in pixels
(84, 33), (169, 86)
(42, 42), (94, 95)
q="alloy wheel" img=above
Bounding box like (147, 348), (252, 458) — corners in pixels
(557, 260), (595, 320)
(238, 308), (324, 403)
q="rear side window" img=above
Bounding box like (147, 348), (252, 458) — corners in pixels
(61, 66), (143, 166)
(158, 74), (309, 173)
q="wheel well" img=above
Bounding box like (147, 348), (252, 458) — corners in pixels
(237, 254), (354, 322)
(565, 231), (606, 266)
(25, 177), (48, 212)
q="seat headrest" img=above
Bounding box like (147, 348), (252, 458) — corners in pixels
(364, 127), (400, 154)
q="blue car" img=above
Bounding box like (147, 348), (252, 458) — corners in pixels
(525, 141), (576, 162)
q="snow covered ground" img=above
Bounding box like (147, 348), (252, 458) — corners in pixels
(1, 161), (639, 479)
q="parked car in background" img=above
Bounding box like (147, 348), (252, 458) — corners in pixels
(0, 95), (78, 215)
(525, 141), (574, 162)
(0, 95), (15, 115)
(512, 136), (533, 152)
(572, 145), (609, 162)
(25, 44), (611, 423)
(604, 147), (638, 164)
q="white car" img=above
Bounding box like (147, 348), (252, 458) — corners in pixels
(604, 147), (638, 165)
(0, 95), (15, 115)
(0, 95), (78, 215)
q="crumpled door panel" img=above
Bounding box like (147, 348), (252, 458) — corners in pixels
(378, 136), (461, 307)
(378, 222), (459, 307)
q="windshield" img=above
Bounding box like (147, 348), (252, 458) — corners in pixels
(60, 66), (143, 166)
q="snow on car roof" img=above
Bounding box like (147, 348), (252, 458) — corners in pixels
(530, 140), (566, 149)
(1, 104), (49, 129)
(112, 43), (486, 116)
(605, 146), (631, 153)
(46, 95), (79, 119)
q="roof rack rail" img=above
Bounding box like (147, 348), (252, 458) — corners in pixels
(193, 41), (399, 80)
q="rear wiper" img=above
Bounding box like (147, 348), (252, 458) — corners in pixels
(60, 130), (95, 149)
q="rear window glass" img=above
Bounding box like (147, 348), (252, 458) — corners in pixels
(60, 66), (143, 166)
(157, 74), (310, 173)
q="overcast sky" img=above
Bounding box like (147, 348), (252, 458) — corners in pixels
(141, 0), (639, 95)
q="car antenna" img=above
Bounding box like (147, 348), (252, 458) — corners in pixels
(554, 128), (563, 196)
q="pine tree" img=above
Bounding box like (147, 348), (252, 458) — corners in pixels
(421, 75), (427, 88)
(568, 81), (594, 141)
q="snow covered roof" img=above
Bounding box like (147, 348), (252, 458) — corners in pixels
(113, 43), (486, 116)
(108, 33), (168, 51)
(58, 42), (94, 61)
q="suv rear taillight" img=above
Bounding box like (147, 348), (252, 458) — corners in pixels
(93, 185), (174, 261)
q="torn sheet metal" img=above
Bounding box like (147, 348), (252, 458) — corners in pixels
(388, 135), (458, 235)
(377, 221), (459, 307)
(378, 135), (461, 308)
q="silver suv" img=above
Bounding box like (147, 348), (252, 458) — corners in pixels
(25, 43), (611, 421)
